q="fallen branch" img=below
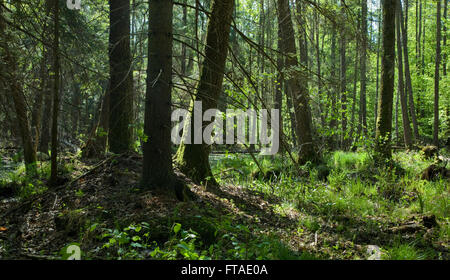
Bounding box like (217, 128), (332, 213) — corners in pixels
(0, 155), (117, 220)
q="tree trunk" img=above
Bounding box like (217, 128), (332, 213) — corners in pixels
(181, 0), (188, 76)
(0, 0), (37, 175)
(175, 0), (235, 185)
(329, 23), (338, 148)
(340, 0), (347, 149)
(433, 0), (441, 147)
(109, 0), (134, 154)
(82, 81), (109, 158)
(399, 0), (420, 140)
(50, 0), (60, 186)
(396, 4), (413, 149)
(443, 0), (447, 76)
(142, 0), (175, 190)
(359, 0), (368, 136)
(375, 0), (396, 163)
(277, 0), (316, 163)
(71, 83), (81, 139)
(375, 3), (382, 131)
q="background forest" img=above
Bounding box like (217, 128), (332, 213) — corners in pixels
(0, 0), (448, 260)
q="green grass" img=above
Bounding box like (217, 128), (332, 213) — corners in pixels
(210, 149), (449, 259)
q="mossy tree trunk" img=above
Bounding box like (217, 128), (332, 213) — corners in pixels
(375, 0), (396, 164)
(175, 0), (234, 186)
(277, 0), (316, 164)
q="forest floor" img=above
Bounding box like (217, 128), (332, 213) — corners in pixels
(0, 148), (449, 260)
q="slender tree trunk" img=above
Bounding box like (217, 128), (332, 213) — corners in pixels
(396, 4), (413, 149)
(176, 0), (235, 185)
(418, 0), (422, 71)
(39, 84), (52, 154)
(50, 0), (60, 186)
(399, 0), (420, 140)
(315, 0), (325, 128)
(443, 0), (447, 76)
(329, 23), (338, 148)
(71, 83), (81, 139)
(109, 0), (134, 154)
(375, 3), (382, 130)
(395, 87), (399, 145)
(181, 0), (188, 76)
(0, 3), (37, 175)
(422, 0), (426, 76)
(275, 11), (284, 151)
(340, 14), (347, 149)
(277, 0), (317, 163)
(375, 0), (396, 163)
(434, 0), (441, 147)
(416, 0), (419, 63)
(360, 0), (367, 136)
(82, 81), (109, 158)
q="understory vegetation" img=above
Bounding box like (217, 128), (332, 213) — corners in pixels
(1, 148), (448, 260)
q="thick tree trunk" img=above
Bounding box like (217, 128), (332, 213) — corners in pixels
(176, 0), (235, 185)
(142, 0), (175, 190)
(277, 0), (316, 163)
(375, 0), (396, 163)
(109, 0), (134, 154)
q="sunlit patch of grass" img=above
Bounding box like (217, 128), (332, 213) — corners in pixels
(329, 151), (372, 172)
(210, 150), (449, 259)
(383, 242), (433, 260)
(393, 151), (435, 176)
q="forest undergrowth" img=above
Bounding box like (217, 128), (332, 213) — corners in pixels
(0, 147), (448, 260)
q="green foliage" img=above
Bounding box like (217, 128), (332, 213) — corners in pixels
(383, 242), (434, 260)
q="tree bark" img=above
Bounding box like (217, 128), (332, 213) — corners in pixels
(277, 0), (316, 163)
(109, 0), (134, 154)
(399, 0), (420, 140)
(433, 0), (441, 147)
(142, 0), (175, 190)
(359, 0), (367, 136)
(50, 0), (60, 186)
(375, 0), (396, 163)
(175, 0), (235, 185)
(340, 0), (347, 149)
(396, 4), (413, 149)
(0, 0), (37, 175)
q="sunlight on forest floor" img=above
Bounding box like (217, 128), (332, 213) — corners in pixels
(0, 149), (448, 260)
